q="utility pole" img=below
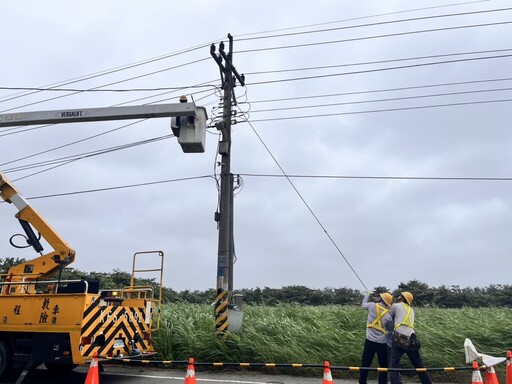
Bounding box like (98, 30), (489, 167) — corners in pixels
(210, 34), (245, 336)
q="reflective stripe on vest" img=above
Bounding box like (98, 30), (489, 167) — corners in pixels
(367, 303), (389, 334)
(394, 303), (414, 330)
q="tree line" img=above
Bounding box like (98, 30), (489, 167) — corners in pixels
(1, 258), (510, 307)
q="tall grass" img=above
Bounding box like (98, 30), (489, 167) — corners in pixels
(153, 303), (512, 381)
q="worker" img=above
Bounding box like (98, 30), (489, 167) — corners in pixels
(359, 290), (394, 384)
(389, 291), (432, 384)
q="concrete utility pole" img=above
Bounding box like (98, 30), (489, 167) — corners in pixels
(210, 34), (245, 336)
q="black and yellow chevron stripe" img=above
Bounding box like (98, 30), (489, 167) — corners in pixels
(80, 298), (154, 357)
(214, 288), (229, 336)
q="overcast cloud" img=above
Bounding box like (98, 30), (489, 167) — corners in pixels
(0, 0), (510, 292)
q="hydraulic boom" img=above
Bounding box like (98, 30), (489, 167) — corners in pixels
(0, 173), (75, 292)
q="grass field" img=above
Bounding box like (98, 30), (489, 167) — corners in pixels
(153, 303), (512, 382)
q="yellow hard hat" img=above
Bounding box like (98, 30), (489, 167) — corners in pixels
(401, 291), (414, 305)
(380, 292), (393, 307)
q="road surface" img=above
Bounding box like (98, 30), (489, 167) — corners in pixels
(0, 364), (338, 384)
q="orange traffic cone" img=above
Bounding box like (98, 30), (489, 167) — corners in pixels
(472, 362), (484, 384)
(84, 351), (99, 384)
(485, 366), (500, 384)
(184, 357), (197, 384)
(506, 351), (512, 384)
(323, 360), (334, 384)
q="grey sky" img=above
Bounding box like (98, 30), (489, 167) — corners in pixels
(0, 0), (510, 292)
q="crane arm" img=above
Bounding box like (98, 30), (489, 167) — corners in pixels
(0, 173), (75, 283)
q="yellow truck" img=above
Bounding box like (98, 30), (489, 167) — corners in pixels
(0, 172), (162, 377)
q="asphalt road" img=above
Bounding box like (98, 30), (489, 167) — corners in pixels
(0, 364), (336, 384)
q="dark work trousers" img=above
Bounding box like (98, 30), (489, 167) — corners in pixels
(389, 344), (432, 384)
(359, 338), (389, 384)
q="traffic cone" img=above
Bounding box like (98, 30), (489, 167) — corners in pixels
(184, 357), (197, 384)
(506, 351), (512, 384)
(84, 351), (99, 384)
(485, 366), (500, 384)
(472, 361), (484, 384)
(323, 360), (334, 384)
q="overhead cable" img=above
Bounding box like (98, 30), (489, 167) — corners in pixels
(245, 48), (512, 76)
(0, 120), (147, 168)
(242, 110), (368, 290)
(238, 6), (512, 41)
(237, 21), (512, 54)
(9, 175), (215, 199)
(246, 54), (512, 86)
(235, 0), (491, 37)
(0, 44), (211, 105)
(0, 57), (210, 113)
(9, 134), (173, 181)
(247, 77), (512, 104)
(0, 84), (217, 93)
(248, 98), (512, 122)
(248, 87), (512, 114)
(238, 174), (512, 182)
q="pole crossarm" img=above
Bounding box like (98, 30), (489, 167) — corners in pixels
(0, 102), (199, 127)
(218, 34), (245, 88)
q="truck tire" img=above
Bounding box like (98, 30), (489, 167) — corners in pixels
(0, 340), (13, 378)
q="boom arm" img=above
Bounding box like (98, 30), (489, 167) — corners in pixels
(0, 173), (75, 284)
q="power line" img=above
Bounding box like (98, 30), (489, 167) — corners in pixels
(1, 2), (488, 106)
(238, 174), (512, 182)
(0, 4), (497, 111)
(248, 87), (512, 114)
(247, 77), (512, 104)
(0, 123), (56, 138)
(4, 4), (494, 112)
(112, 80), (219, 107)
(245, 48), (512, 76)
(238, 6), (512, 41)
(237, 21), (512, 54)
(10, 172), (511, 202)
(235, 0), (491, 38)
(12, 175), (215, 200)
(242, 107), (368, 291)
(0, 84), (217, 93)
(8, 134), (173, 181)
(0, 57), (210, 113)
(0, 119), (147, 167)
(147, 87), (220, 106)
(3, 132), (166, 174)
(0, 49), (504, 118)
(246, 54), (512, 86)
(0, 3), (504, 201)
(0, 44), (211, 105)
(248, 98), (512, 122)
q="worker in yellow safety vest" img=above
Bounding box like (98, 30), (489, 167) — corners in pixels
(389, 291), (432, 384)
(359, 290), (394, 384)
